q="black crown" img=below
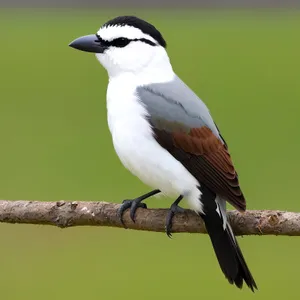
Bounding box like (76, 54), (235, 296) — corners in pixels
(103, 16), (167, 48)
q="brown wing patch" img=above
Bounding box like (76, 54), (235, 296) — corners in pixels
(173, 127), (222, 155)
(154, 126), (246, 211)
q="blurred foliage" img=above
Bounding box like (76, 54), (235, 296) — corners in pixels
(0, 9), (299, 300)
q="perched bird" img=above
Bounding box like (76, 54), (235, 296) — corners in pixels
(69, 16), (257, 291)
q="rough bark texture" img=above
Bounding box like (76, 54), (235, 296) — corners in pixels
(0, 200), (299, 236)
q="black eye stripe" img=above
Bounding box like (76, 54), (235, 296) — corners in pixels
(138, 38), (156, 46)
(95, 35), (110, 47)
(96, 34), (156, 48)
(111, 38), (131, 47)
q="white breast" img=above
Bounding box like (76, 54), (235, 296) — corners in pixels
(106, 75), (202, 212)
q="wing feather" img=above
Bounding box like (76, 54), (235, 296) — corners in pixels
(137, 79), (246, 211)
(154, 126), (246, 211)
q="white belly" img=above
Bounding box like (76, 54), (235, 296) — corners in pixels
(113, 125), (195, 198)
(106, 81), (202, 212)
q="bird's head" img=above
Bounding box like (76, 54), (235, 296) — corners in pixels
(69, 16), (170, 78)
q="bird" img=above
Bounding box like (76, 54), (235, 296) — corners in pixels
(69, 15), (257, 291)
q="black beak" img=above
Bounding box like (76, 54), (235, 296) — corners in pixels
(69, 34), (107, 53)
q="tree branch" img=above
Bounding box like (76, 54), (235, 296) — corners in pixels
(0, 200), (299, 236)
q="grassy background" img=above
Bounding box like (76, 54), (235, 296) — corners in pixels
(0, 9), (300, 299)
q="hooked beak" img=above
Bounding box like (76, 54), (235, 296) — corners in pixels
(69, 34), (107, 53)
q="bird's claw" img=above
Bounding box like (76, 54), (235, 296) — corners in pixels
(165, 204), (185, 238)
(118, 199), (147, 227)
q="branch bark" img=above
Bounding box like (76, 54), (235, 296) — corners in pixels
(0, 200), (299, 236)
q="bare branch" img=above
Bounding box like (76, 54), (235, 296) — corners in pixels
(0, 200), (299, 236)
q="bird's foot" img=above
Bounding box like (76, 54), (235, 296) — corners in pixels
(118, 199), (147, 227)
(166, 199), (185, 238)
(117, 189), (160, 227)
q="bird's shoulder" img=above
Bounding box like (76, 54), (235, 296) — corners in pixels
(136, 75), (220, 138)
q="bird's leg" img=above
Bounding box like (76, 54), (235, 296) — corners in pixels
(118, 189), (160, 226)
(166, 195), (185, 238)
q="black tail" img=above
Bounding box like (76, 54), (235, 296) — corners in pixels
(200, 186), (257, 291)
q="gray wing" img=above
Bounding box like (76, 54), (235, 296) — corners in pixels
(136, 75), (246, 211)
(136, 75), (221, 140)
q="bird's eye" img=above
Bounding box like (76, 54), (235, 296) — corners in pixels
(111, 38), (131, 48)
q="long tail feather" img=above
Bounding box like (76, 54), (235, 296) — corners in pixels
(199, 185), (257, 291)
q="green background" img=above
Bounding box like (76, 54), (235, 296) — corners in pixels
(0, 9), (299, 299)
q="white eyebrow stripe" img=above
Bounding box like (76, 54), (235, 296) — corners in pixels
(97, 25), (158, 45)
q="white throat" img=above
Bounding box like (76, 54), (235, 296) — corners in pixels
(97, 46), (174, 85)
